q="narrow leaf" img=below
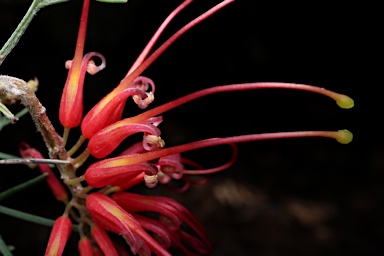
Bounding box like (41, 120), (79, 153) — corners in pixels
(0, 233), (13, 256)
(0, 108), (29, 129)
(0, 206), (78, 232)
(0, 173), (48, 201)
(0, 153), (19, 159)
(0, 103), (17, 125)
(95, 0), (127, 3)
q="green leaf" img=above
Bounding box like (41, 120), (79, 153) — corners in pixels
(0, 206), (78, 232)
(0, 0), (70, 66)
(40, 0), (71, 7)
(95, 0), (128, 3)
(0, 173), (48, 201)
(0, 233), (13, 256)
(0, 108), (29, 131)
(0, 103), (16, 127)
(0, 153), (19, 159)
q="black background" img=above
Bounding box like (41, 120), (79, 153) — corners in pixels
(0, 0), (380, 255)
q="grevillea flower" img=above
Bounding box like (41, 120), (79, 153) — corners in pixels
(87, 117), (163, 159)
(18, 0), (354, 255)
(133, 214), (210, 256)
(86, 192), (171, 256)
(84, 83), (353, 187)
(86, 82), (353, 159)
(80, 0), (234, 139)
(92, 247), (103, 256)
(81, 77), (156, 139)
(44, 216), (72, 256)
(78, 237), (93, 256)
(59, 0), (106, 130)
(19, 142), (68, 203)
(84, 162), (157, 188)
(90, 225), (119, 256)
(113, 192), (212, 254)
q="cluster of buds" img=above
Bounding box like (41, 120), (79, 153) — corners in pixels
(16, 0), (353, 255)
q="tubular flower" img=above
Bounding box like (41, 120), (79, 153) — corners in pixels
(80, 0), (235, 139)
(87, 119), (163, 159)
(85, 82), (353, 163)
(59, 0), (106, 129)
(84, 162), (157, 188)
(84, 82), (353, 189)
(21, 0), (354, 255)
(19, 143), (68, 203)
(60, 51), (106, 128)
(81, 76), (156, 139)
(133, 214), (211, 256)
(78, 237), (93, 256)
(44, 216), (72, 256)
(156, 154), (184, 182)
(90, 225), (119, 256)
(112, 192), (212, 254)
(86, 192), (171, 256)
(92, 247), (104, 256)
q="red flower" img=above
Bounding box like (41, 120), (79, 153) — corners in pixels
(90, 225), (119, 256)
(44, 216), (72, 256)
(59, 0), (105, 129)
(113, 192), (212, 254)
(80, 0), (235, 139)
(78, 237), (93, 256)
(86, 192), (171, 256)
(19, 143), (68, 203)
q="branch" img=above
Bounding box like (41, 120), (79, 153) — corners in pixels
(0, 158), (70, 165)
(0, 76), (65, 157)
(0, 75), (80, 187)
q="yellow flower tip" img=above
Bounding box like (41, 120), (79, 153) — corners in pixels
(336, 94), (354, 109)
(335, 129), (353, 144)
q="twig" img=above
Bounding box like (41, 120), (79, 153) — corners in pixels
(0, 75), (80, 194)
(0, 158), (70, 165)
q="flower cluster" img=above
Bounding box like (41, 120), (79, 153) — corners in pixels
(16, 0), (353, 255)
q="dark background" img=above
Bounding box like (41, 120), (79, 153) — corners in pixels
(0, 0), (380, 255)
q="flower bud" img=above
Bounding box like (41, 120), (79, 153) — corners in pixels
(84, 162), (155, 188)
(44, 216), (72, 256)
(60, 52), (106, 128)
(86, 193), (170, 255)
(19, 143), (68, 202)
(81, 76), (154, 139)
(78, 237), (93, 256)
(90, 225), (118, 256)
(88, 122), (161, 159)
